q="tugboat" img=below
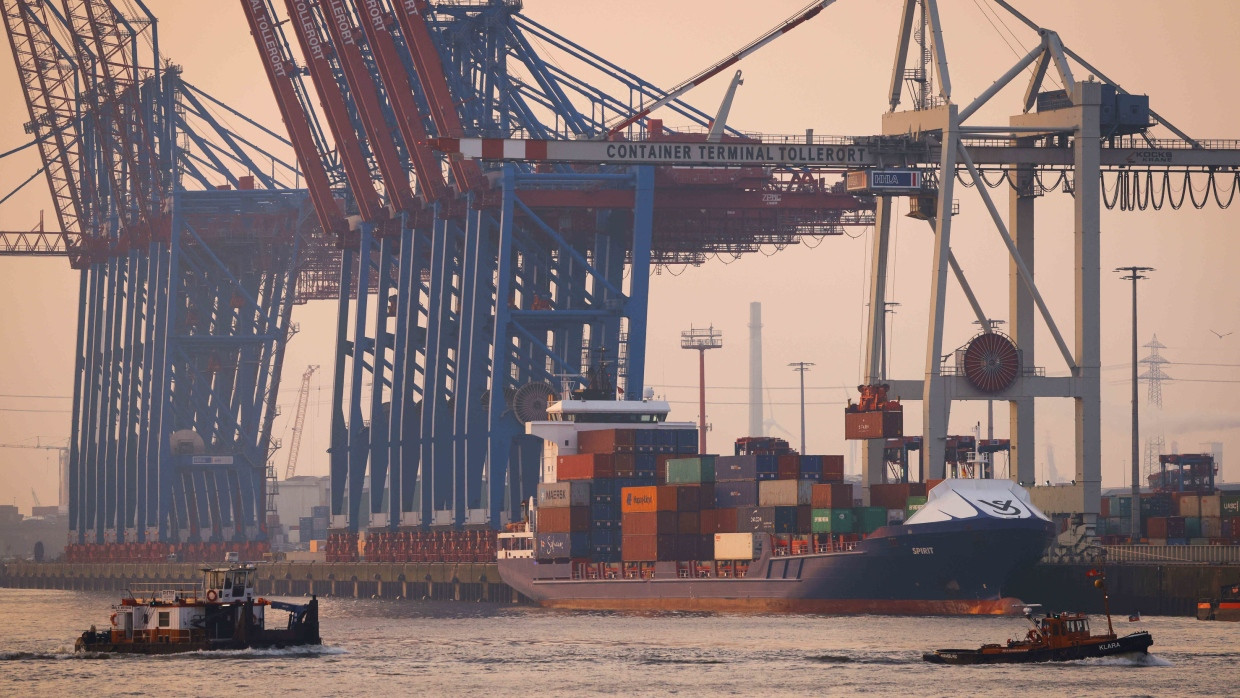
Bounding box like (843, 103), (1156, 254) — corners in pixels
(75, 564), (321, 654)
(1197, 581), (1240, 621)
(923, 570), (1153, 664)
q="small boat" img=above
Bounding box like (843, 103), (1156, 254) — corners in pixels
(75, 563), (321, 654)
(924, 570), (1153, 665)
(1197, 582), (1240, 621)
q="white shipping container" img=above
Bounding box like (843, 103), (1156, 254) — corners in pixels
(714, 532), (758, 560)
(537, 481), (591, 508)
(758, 480), (814, 507)
(887, 509), (905, 524)
(1201, 495), (1222, 519)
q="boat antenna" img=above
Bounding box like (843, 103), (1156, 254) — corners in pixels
(1088, 569), (1115, 636)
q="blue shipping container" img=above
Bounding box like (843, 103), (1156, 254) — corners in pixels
(714, 481), (759, 508)
(591, 501), (621, 521)
(590, 528), (620, 547)
(677, 429), (699, 450)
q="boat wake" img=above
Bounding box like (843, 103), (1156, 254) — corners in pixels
(0, 645), (347, 661)
(1078, 652), (1171, 667)
(806, 653), (912, 665)
(176, 645), (349, 659)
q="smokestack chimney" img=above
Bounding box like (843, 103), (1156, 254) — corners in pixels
(749, 302), (763, 437)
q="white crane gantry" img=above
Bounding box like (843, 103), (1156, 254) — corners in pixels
(429, 0), (1240, 524)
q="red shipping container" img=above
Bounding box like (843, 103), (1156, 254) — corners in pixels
(613, 453), (636, 478)
(811, 483), (854, 509)
(676, 534), (700, 561)
(656, 454), (676, 483)
(844, 410), (902, 440)
(927, 478), (946, 492)
(777, 454), (801, 480)
(715, 507), (739, 533)
(622, 534), (676, 561)
(699, 508), (719, 534)
(557, 453), (615, 480)
(870, 483), (912, 510)
(537, 506), (591, 533)
(797, 505), (812, 534)
(1100, 497), (1110, 518)
(578, 428), (636, 454)
(1146, 516), (1169, 539)
(678, 512), (701, 535)
(622, 511), (678, 535)
(822, 455), (845, 483)
(675, 485), (701, 512)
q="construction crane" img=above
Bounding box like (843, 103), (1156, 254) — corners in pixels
(0, 439), (69, 511)
(284, 366), (319, 480)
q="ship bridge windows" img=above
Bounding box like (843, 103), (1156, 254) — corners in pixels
(158, 611), (170, 628)
(570, 413), (665, 424)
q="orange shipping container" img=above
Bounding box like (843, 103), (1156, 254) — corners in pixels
(811, 483), (854, 509)
(844, 411), (902, 440)
(577, 428), (636, 454)
(557, 453), (615, 480)
(538, 506), (591, 533)
(620, 485), (679, 513)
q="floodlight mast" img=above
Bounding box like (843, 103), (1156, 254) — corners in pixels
(681, 326), (724, 455)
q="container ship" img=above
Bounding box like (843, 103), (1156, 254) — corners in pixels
(497, 387), (1056, 615)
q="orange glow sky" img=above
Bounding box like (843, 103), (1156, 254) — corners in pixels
(1, 0), (1238, 514)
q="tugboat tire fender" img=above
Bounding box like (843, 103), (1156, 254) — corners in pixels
(206, 589), (218, 601)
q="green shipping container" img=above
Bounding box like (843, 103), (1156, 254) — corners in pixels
(665, 456), (716, 484)
(905, 496), (927, 520)
(1222, 495), (1240, 518)
(854, 506), (888, 534)
(1185, 517), (1202, 539)
(1110, 496), (1133, 518)
(810, 508), (854, 534)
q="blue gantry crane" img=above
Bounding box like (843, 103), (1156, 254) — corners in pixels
(0, 0), (339, 561)
(241, 0), (868, 561)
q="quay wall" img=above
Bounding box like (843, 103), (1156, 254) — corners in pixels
(3, 560), (1237, 616)
(0, 560), (521, 604)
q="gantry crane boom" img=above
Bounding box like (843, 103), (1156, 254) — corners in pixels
(315, 0), (416, 211)
(284, 365), (318, 480)
(391, 0), (484, 193)
(280, 0), (385, 222)
(604, 0), (837, 139)
(240, 0), (346, 238)
(352, 0), (449, 203)
(1, 0), (86, 234)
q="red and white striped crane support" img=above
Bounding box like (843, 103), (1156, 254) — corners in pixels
(604, 0), (838, 139)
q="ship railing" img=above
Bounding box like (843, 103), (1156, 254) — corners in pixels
(125, 582), (203, 603)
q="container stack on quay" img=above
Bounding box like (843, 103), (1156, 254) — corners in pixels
(1095, 492), (1240, 545)
(531, 435), (933, 572)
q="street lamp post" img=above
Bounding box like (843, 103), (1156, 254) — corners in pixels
(1115, 266), (1154, 542)
(788, 362), (814, 454)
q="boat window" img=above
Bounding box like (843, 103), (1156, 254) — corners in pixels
(223, 575), (233, 588)
(158, 611), (170, 628)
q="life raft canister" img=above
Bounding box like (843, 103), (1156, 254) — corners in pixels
(206, 589), (218, 601)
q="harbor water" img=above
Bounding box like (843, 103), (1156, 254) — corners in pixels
(1, 588), (1233, 696)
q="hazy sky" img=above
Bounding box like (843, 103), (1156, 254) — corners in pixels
(2, 0), (1238, 514)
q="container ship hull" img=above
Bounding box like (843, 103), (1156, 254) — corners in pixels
(499, 517), (1054, 615)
